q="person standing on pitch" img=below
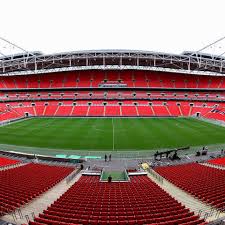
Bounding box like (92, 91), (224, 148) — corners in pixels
(105, 154), (107, 162)
(109, 154), (111, 161)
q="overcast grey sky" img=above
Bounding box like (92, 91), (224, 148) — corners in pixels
(0, 0), (225, 55)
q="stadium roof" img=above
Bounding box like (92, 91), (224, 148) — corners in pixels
(0, 49), (225, 77)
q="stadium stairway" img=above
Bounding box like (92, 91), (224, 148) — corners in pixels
(200, 162), (225, 170)
(0, 167), (83, 225)
(0, 162), (27, 171)
(147, 168), (225, 222)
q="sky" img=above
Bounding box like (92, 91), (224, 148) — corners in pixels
(0, 0), (225, 56)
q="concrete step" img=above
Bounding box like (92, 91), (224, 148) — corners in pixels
(0, 162), (27, 171)
(201, 162), (225, 170)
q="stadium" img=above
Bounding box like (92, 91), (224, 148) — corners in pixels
(1, 1), (225, 225)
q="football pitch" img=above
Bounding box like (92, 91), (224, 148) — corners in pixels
(0, 117), (225, 151)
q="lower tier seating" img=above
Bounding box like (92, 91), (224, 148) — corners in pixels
(0, 100), (218, 122)
(0, 156), (20, 167)
(208, 157), (225, 166)
(204, 107), (225, 122)
(155, 163), (225, 210)
(0, 105), (23, 122)
(29, 175), (206, 225)
(0, 163), (74, 216)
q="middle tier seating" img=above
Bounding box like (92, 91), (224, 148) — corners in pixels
(29, 175), (205, 225)
(155, 163), (225, 210)
(1, 90), (225, 101)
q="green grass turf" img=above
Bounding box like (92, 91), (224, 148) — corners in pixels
(0, 117), (225, 151)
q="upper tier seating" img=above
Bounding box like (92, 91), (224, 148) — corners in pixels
(155, 163), (225, 210)
(0, 157), (20, 167)
(29, 175), (205, 225)
(0, 163), (74, 216)
(0, 71), (225, 89)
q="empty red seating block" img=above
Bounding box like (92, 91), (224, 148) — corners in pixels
(204, 107), (225, 122)
(0, 157), (20, 167)
(208, 157), (225, 166)
(30, 175), (205, 225)
(88, 106), (104, 116)
(0, 70), (223, 89)
(155, 163), (225, 210)
(121, 106), (137, 116)
(0, 163), (74, 216)
(105, 106), (120, 116)
(1, 100), (219, 119)
(0, 105), (23, 122)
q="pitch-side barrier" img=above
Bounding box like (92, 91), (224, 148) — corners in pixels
(0, 143), (224, 159)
